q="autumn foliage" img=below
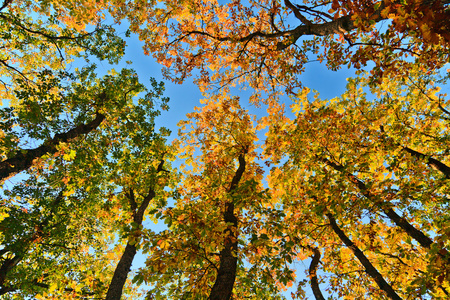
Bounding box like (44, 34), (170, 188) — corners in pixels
(1, 0), (450, 299)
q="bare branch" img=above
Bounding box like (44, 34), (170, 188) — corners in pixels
(284, 0), (313, 25)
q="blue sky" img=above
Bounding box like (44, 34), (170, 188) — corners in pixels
(4, 2), (450, 299)
(98, 26), (360, 299)
(1, 13), (360, 298)
(101, 26), (357, 141)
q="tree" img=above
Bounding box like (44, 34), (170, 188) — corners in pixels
(0, 64), (174, 298)
(264, 66), (450, 298)
(2, 0), (450, 299)
(135, 95), (287, 299)
(119, 0), (450, 97)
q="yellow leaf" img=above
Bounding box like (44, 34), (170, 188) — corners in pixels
(63, 149), (76, 161)
(63, 189), (75, 197)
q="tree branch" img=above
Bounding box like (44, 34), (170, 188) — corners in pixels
(318, 155), (435, 250)
(0, 0), (12, 12)
(380, 126), (450, 179)
(284, 0), (313, 25)
(0, 112), (105, 182)
(184, 12), (356, 48)
(180, 1), (386, 54)
(326, 213), (402, 300)
(0, 14), (98, 42)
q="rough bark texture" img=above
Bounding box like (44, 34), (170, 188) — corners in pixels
(309, 247), (325, 300)
(327, 213), (402, 300)
(0, 112), (105, 182)
(208, 153), (246, 300)
(105, 184), (157, 300)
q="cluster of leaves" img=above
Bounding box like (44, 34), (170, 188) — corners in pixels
(0, 0), (174, 298)
(0, 0), (126, 104)
(264, 66), (450, 298)
(116, 0), (450, 98)
(2, 0), (450, 299)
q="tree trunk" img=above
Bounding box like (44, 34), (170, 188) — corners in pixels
(309, 247), (325, 300)
(104, 243), (137, 300)
(105, 187), (156, 300)
(208, 202), (238, 300)
(209, 153), (246, 300)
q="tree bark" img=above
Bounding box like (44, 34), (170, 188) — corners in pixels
(309, 247), (325, 300)
(209, 153), (246, 300)
(326, 213), (402, 300)
(0, 112), (105, 182)
(319, 156), (435, 249)
(380, 126), (450, 179)
(402, 146), (450, 178)
(105, 186), (156, 300)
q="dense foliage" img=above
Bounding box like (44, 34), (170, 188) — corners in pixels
(1, 0), (449, 299)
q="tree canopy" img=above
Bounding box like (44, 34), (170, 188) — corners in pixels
(1, 0), (450, 299)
